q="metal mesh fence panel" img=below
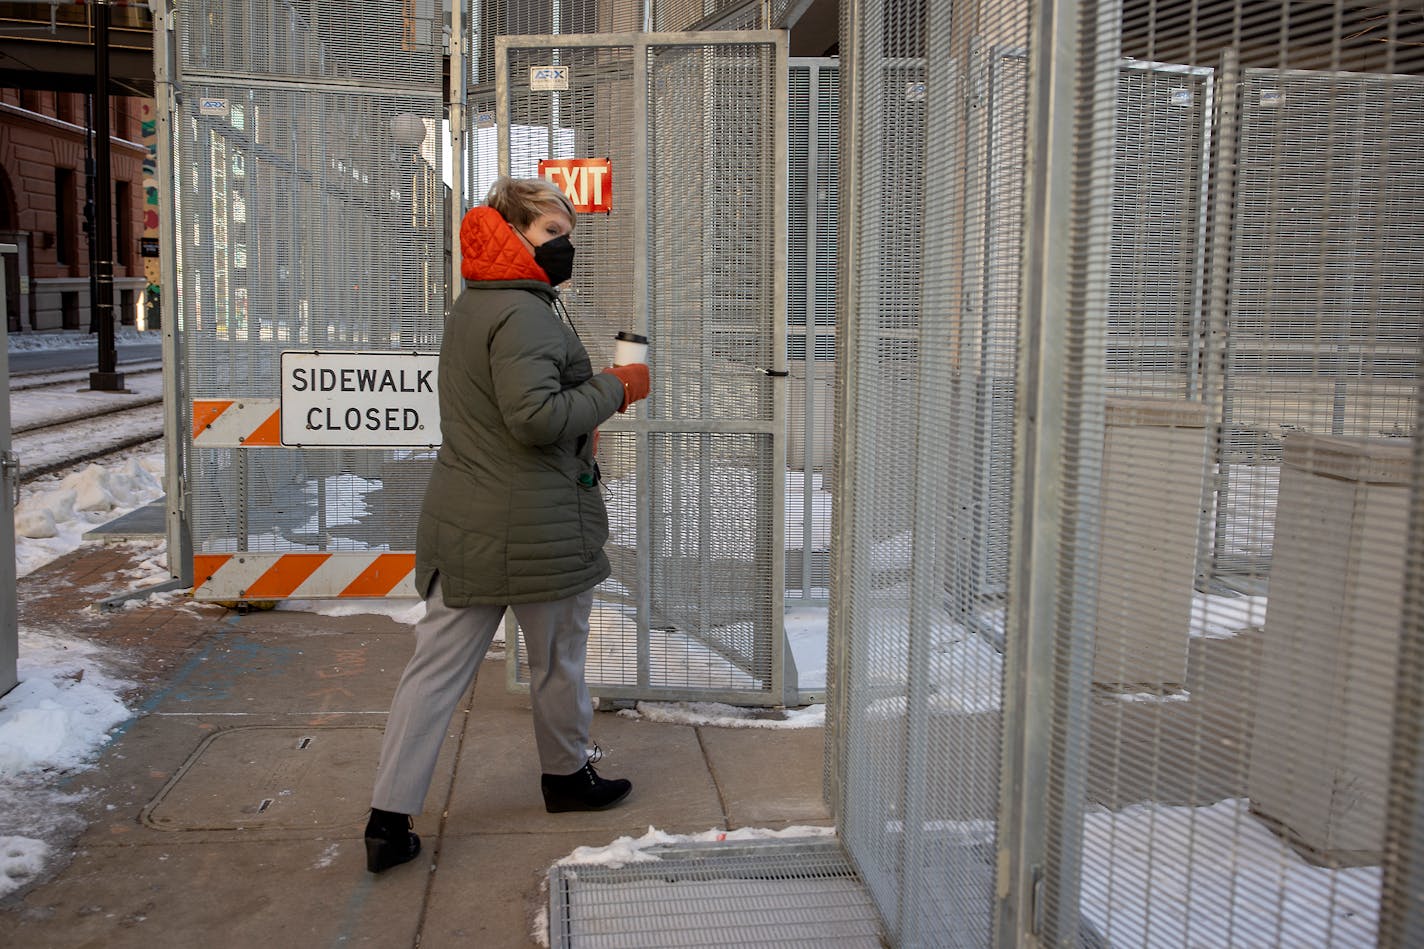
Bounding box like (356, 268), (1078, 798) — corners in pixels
(1054, 2), (1424, 947)
(173, 3), (445, 582)
(837, 0), (1424, 945)
(180, 0), (442, 86)
(1381, 364), (1424, 947)
(655, 0), (764, 32)
(1108, 63), (1212, 400)
(499, 43), (640, 344)
(497, 34), (789, 704)
(786, 59), (837, 603)
(833, 0), (1027, 942)
(465, 0), (644, 92)
(1212, 67), (1424, 587)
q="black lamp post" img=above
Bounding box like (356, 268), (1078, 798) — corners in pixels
(89, 0), (123, 391)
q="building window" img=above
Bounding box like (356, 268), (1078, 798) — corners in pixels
(54, 168), (76, 266)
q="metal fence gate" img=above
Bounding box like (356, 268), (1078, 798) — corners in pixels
(162, 1), (447, 600)
(493, 32), (793, 705)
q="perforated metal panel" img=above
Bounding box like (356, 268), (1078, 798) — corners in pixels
(495, 32), (790, 705)
(171, 2), (446, 591)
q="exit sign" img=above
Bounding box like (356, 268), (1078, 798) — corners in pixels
(538, 158), (612, 214)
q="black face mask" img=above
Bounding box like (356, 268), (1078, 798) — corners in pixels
(533, 235), (575, 286)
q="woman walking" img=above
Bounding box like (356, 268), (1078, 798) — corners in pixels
(364, 176), (651, 874)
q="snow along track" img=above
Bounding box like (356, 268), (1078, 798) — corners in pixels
(8, 361), (164, 393)
(10, 370), (166, 480)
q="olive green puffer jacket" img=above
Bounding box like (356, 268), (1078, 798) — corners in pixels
(415, 208), (625, 605)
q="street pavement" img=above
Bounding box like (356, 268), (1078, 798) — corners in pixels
(8, 341), (163, 376)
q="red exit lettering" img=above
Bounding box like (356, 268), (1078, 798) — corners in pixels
(538, 158), (613, 214)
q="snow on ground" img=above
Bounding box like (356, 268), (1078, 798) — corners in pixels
(1082, 798), (1380, 947)
(13, 451), (166, 578)
(1192, 590), (1268, 639)
(785, 606), (828, 688)
(1, 441), (171, 898)
(0, 628), (135, 898)
(9, 368), (163, 433)
(7, 327), (159, 352)
(556, 823), (838, 869)
(620, 701), (825, 728)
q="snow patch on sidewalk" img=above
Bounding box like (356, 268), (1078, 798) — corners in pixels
(0, 629), (135, 898)
(619, 701), (826, 729)
(558, 824), (837, 869)
(14, 450), (165, 578)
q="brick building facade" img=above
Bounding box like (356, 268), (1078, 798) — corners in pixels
(0, 89), (148, 333)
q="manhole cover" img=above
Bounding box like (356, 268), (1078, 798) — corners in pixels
(142, 725), (380, 831)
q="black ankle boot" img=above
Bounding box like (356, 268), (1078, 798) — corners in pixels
(364, 808), (421, 873)
(541, 761), (632, 813)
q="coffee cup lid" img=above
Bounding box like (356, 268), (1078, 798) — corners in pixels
(615, 331), (649, 344)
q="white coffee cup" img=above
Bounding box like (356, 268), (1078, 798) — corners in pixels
(613, 331), (649, 366)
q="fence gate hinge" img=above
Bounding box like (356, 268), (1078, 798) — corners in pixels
(1, 450), (19, 508)
(1030, 865), (1045, 936)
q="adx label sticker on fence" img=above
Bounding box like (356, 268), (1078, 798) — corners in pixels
(280, 351), (440, 448)
(531, 65), (570, 91)
(199, 97), (229, 116)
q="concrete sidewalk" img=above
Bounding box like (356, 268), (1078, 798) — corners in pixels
(0, 543), (832, 948)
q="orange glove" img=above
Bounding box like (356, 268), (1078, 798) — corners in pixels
(605, 363), (650, 412)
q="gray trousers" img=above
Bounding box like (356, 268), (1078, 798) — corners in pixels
(370, 576), (595, 816)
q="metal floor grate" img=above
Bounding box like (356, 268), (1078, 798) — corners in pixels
(548, 839), (885, 947)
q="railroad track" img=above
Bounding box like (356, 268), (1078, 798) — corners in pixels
(9, 360), (164, 392)
(9, 365), (167, 481)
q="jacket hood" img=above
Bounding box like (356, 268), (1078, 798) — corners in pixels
(460, 206), (551, 284)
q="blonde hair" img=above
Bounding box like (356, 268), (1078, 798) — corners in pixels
(484, 176), (576, 232)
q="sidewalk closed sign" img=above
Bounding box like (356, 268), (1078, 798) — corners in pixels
(280, 351), (440, 448)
